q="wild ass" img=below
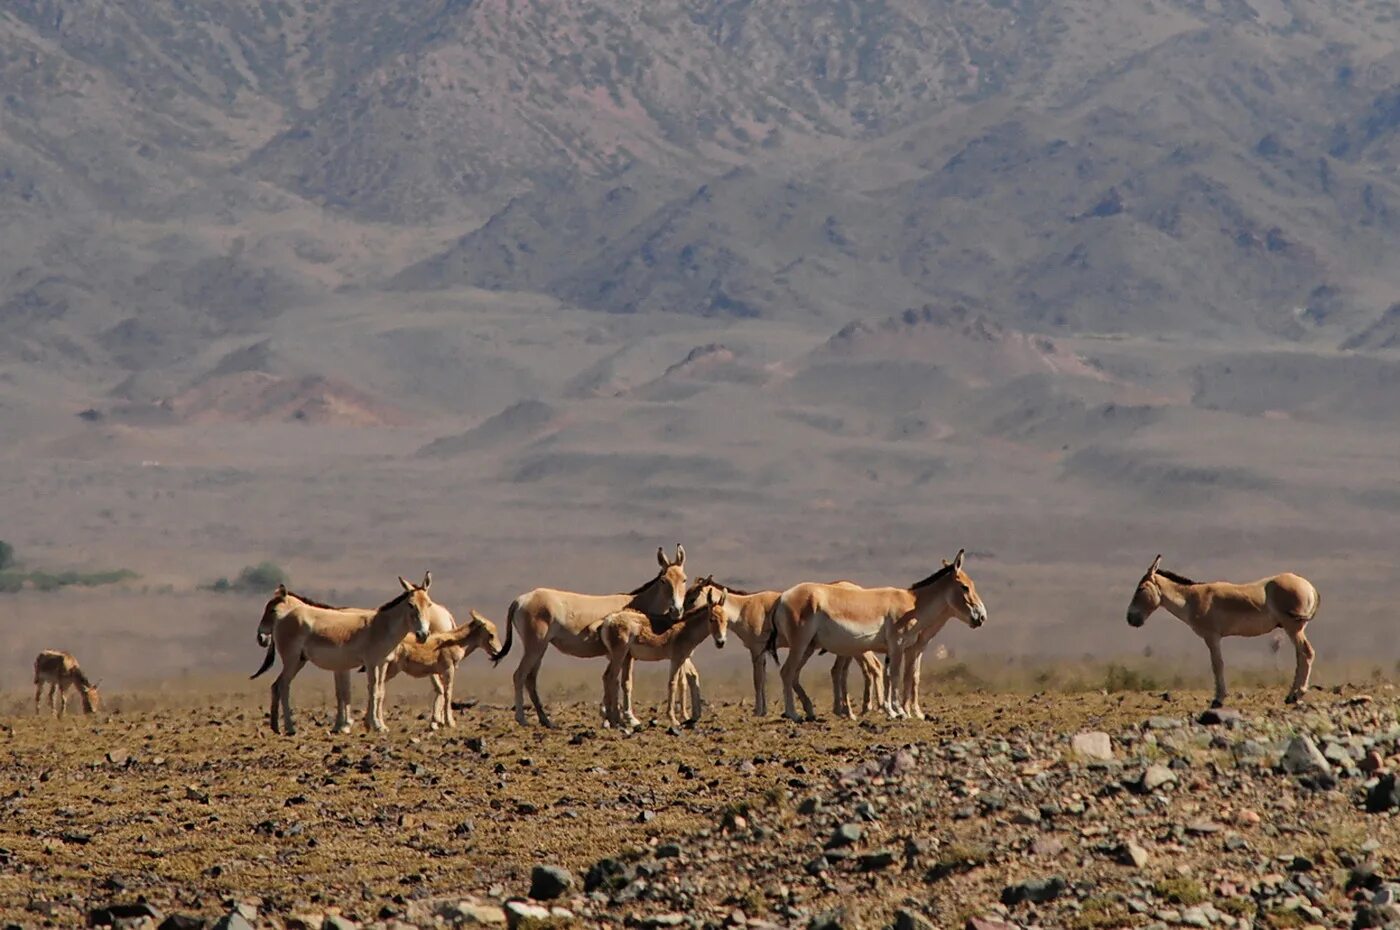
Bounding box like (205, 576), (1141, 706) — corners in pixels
(33, 651), (100, 716)
(383, 610), (502, 729)
(494, 545), (691, 727)
(769, 550), (987, 721)
(1125, 555), (1321, 707)
(253, 576), (433, 734)
(600, 588), (730, 729)
(685, 577), (884, 717)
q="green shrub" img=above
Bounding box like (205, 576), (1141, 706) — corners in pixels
(0, 540), (13, 571)
(236, 561), (288, 590)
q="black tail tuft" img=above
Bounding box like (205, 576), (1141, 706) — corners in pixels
(250, 642), (276, 679)
(492, 601), (517, 667)
(763, 603), (781, 659)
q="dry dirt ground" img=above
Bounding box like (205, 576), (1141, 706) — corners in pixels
(3, 674), (1398, 930)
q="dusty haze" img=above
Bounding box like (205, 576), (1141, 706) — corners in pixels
(1, 0), (1398, 694)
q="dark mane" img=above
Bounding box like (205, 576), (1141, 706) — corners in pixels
(1155, 568), (1197, 585)
(283, 590), (345, 610)
(626, 572), (663, 597)
(684, 577), (753, 609)
(376, 590), (412, 612)
(909, 562), (956, 590)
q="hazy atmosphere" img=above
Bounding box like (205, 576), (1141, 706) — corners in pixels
(2, 0), (1398, 692)
(5, 4), (1400, 930)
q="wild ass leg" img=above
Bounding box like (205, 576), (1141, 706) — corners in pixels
(1283, 622), (1315, 704)
(907, 649), (926, 720)
(429, 673), (447, 730)
(443, 662), (457, 727)
(34, 681), (43, 715)
(57, 685), (69, 719)
(685, 660), (703, 725)
(273, 655), (306, 736)
(332, 671), (353, 734)
(751, 648), (768, 717)
(364, 664), (389, 732)
(1205, 635), (1227, 709)
(620, 655), (642, 728)
(779, 628), (820, 722)
(602, 657), (621, 728)
(667, 659), (684, 727)
(858, 652), (884, 716)
(830, 657), (854, 719)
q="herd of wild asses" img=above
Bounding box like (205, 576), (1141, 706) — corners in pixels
(32, 545), (1322, 734)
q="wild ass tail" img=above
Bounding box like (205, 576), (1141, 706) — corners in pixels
(492, 600), (518, 667)
(1302, 587), (1320, 622)
(249, 642), (276, 679)
(763, 601), (781, 659)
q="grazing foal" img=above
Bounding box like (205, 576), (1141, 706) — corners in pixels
(600, 588), (730, 729)
(383, 611), (502, 729)
(33, 651), (100, 716)
(1126, 555), (1321, 708)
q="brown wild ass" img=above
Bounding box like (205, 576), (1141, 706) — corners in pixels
(494, 545), (691, 727)
(253, 576), (433, 734)
(600, 588), (729, 729)
(1125, 555), (1321, 707)
(770, 550), (987, 721)
(33, 651), (100, 716)
(685, 577), (884, 717)
(383, 610), (502, 729)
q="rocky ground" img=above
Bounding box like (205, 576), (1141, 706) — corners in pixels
(2, 686), (1399, 930)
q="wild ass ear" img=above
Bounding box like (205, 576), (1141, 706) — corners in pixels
(657, 546), (668, 569)
(715, 589), (726, 606)
(398, 575), (412, 592)
(421, 570), (432, 590)
(675, 543), (685, 567)
(1148, 554), (1162, 576)
(952, 548), (965, 571)
(275, 583), (287, 597)
(469, 610), (487, 628)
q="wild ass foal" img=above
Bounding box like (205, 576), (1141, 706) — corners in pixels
(33, 651), (100, 716)
(1126, 555), (1321, 707)
(685, 577), (884, 717)
(771, 550), (987, 721)
(494, 545), (691, 727)
(253, 576), (433, 734)
(383, 610), (502, 729)
(600, 588), (730, 729)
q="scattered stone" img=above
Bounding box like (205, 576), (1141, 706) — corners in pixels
(1011, 807), (1041, 825)
(106, 749), (131, 766)
(503, 902), (551, 929)
(527, 865), (573, 900)
(1140, 765), (1177, 792)
(158, 917), (206, 930)
(321, 917), (360, 930)
(1366, 774), (1400, 813)
(826, 823), (862, 848)
(209, 912), (254, 930)
(433, 901), (505, 926)
(184, 786), (210, 804)
(965, 920), (1019, 930)
(1198, 708), (1243, 726)
(1071, 732), (1114, 761)
(1117, 841), (1150, 868)
(1280, 736), (1330, 776)
(856, 848), (897, 871)
(640, 915), (687, 928)
(90, 903), (163, 926)
(1030, 836), (1064, 857)
(1185, 820), (1223, 835)
(807, 910), (847, 930)
(893, 909), (936, 930)
(655, 843), (682, 859)
(1001, 876), (1067, 906)
(1361, 751), (1384, 775)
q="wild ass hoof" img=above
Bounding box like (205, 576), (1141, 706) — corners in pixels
(1209, 699), (1224, 710)
(1284, 691), (1305, 705)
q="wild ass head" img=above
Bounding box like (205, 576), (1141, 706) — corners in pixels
(700, 587), (728, 648)
(466, 609), (504, 659)
(912, 549), (987, 628)
(1126, 555), (1196, 627)
(395, 572), (435, 644)
(632, 544), (688, 620)
(76, 672), (101, 714)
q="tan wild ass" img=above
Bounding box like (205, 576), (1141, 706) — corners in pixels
(383, 610), (502, 729)
(253, 577), (433, 734)
(770, 550), (987, 721)
(1126, 555), (1321, 707)
(685, 577), (884, 717)
(600, 587), (730, 729)
(494, 545), (691, 727)
(251, 580), (460, 719)
(33, 651), (100, 716)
